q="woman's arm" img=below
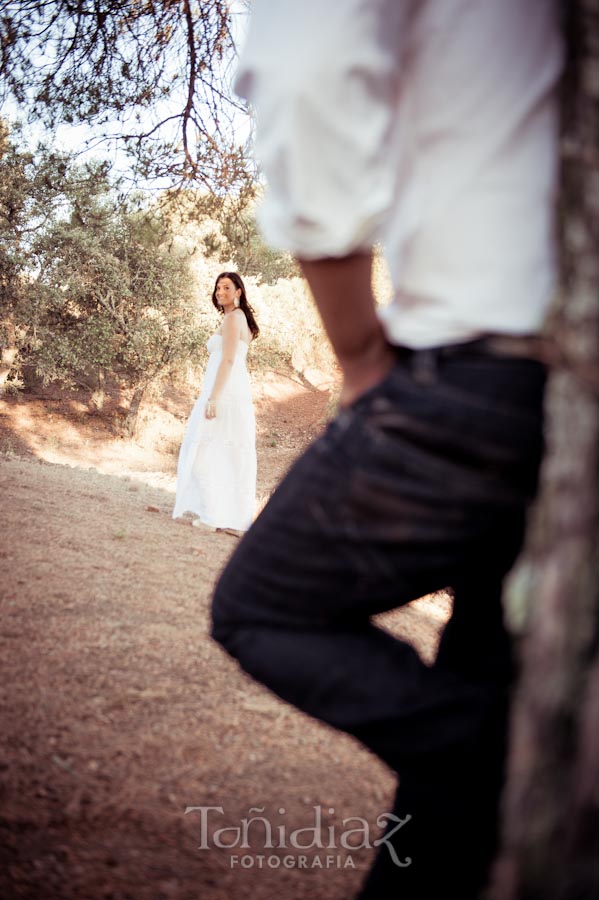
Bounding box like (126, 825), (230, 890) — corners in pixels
(205, 312), (242, 419)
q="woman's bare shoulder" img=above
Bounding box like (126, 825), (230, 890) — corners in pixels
(234, 308), (252, 340)
(221, 309), (243, 330)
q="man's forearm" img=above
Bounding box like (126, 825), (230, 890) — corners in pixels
(298, 252), (395, 405)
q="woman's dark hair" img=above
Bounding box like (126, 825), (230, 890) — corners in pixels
(211, 272), (259, 340)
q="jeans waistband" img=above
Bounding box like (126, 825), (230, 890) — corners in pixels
(391, 335), (550, 384)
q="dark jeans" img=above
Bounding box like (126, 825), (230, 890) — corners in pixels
(211, 342), (546, 898)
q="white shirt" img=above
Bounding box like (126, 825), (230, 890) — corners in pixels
(235, 0), (563, 348)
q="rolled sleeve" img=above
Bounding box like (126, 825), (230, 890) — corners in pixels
(235, 0), (408, 259)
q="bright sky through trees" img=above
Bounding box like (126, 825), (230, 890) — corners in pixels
(0, 1), (253, 195)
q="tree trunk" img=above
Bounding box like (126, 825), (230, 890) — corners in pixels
(491, 2), (599, 898)
(0, 318), (18, 392)
(123, 381), (149, 438)
(0, 346), (18, 391)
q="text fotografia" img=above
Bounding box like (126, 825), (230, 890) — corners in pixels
(184, 805), (412, 869)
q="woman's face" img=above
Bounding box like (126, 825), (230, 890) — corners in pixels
(215, 277), (241, 312)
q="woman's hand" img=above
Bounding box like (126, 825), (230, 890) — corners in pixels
(205, 397), (218, 419)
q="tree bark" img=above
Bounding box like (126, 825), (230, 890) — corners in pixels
(123, 382), (149, 438)
(0, 317), (18, 392)
(0, 346), (18, 391)
(491, 2), (599, 898)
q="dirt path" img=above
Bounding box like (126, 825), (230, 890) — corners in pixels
(0, 379), (450, 900)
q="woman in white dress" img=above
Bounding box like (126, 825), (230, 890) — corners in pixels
(173, 272), (259, 531)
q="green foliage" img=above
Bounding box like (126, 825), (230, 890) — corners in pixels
(205, 207), (300, 285)
(0, 127), (206, 405)
(0, 125), (337, 430)
(0, 123), (75, 383)
(159, 189), (299, 287)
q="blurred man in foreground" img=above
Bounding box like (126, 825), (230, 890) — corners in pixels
(211, 2), (562, 895)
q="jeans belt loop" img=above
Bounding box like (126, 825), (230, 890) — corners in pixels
(412, 348), (438, 385)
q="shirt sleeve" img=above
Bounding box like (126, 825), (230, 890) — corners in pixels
(234, 0), (410, 260)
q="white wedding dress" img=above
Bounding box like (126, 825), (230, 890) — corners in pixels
(172, 333), (256, 530)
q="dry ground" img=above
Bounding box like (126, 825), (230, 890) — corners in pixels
(0, 373), (450, 900)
